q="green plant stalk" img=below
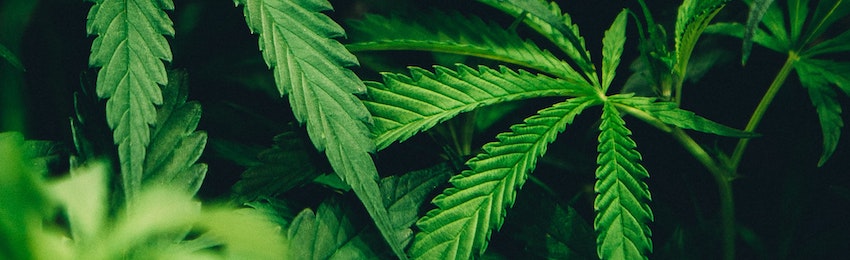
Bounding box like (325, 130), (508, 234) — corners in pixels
(619, 104), (736, 260)
(730, 53), (798, 169)
(670, 128), (735, 260)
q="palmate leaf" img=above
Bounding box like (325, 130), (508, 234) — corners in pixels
(477, 0), (596, 80)
(346, 11), (583, 82)
(365, 64), (593, 150)
(410, 96), (598, 259)
(232, 0), (405, 257)
(86, 0), (174, 202)
(594, 102), (653, 260)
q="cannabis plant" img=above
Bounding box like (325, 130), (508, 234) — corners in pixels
(2, 0), (849, 259)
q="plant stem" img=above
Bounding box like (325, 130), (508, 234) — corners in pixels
(730, 54), (798, 169)
(670, 128), (736, 260)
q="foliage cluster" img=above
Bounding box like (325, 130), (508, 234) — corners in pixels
(1, 0), (849, 259)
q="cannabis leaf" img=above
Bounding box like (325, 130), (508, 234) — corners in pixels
(742, 0), (777, 65)
(478, 0), (595, 78)
(410, 96), (597, 259)
(364, 64), (593, 150)
(507, 185), (596, 259)
(706, 0), (850, 166)
(232, 131), (323, 203)
(86, 0), (175, 202)
(346, 11), (583, 81)
(673, 0), (729, 100)
(143, 71), (207, 195)
(594, 102), (653, 260)
(233, 0), (405, 257)
(602, 10), (628, 92)
(619, 97), (759, 138)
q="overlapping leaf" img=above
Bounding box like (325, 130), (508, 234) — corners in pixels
(674, 0), (729, 85)
(86, 0), (175, 202)
(347, 11), (583, 81)
(286, 164), (451, 259)
(594, 102), (653, 260)
(233, 0), (404, 257)
(142, 71), (207, 195)
(477, 0), (595, 79)
(742, 0), (777, 64)
(410, 96), (597, 259)
(366, 64), (592, 150)
(707, 0), (850, 166)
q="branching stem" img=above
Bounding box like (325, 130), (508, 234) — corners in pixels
(730, 53), (798, 169)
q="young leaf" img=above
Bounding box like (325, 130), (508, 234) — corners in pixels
(602, 9), (628, 92)
(365, 64), (593, 150)
(594, 102), (653, 260)
(233, 0), (405, 257)
(795, 59), (849, 166)
(143, 71), (207, 195)
(742, 0), (777, 65)
(618, 97), (759, 138)
(674, 0), (729, 85)
(800, 0), (850, 46)
(346, 11), (583, 82)
(86, 0), (175, 203)
(410, 96), (598, 259)
(477, 0), (596, 79)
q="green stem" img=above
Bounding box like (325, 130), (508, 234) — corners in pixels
(730, 53), (798, 169)
(670, 128), (736, 260)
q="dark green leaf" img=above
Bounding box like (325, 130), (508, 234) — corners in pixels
(795, 59), (848, 166)
(594, 102), (653, 260)
(705, 23), (787, 52)
(508, 185), (595, 259)
(805, 29), (850, 56)
(232, 131), (324, 203)
(0, 43), (24, 71)
(801, 0), (850, 46)
(410, 96), (598, 259)
(788, 0), (810, 42)
(674, 0), (729, 81)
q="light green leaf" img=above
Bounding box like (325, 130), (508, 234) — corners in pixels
(143, 71), (207, 195)
(50, 163), (109, 243)
(410, 96), (598, 259)
(602, 9), (628, 92)
(346, 11), (583, 82)
(795, 59), (849, 166)
(366, 64), (593, 151)
(618, 97), (759, 138)
(594, 102), (653, 260)
(0, 132), (52, 260)
(742, 0), (777, 65)
(477, 0), (596, 81)
(233, 0), (404, 257)
(674, 0), (728, 82)
(86, 0), (174, 203)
